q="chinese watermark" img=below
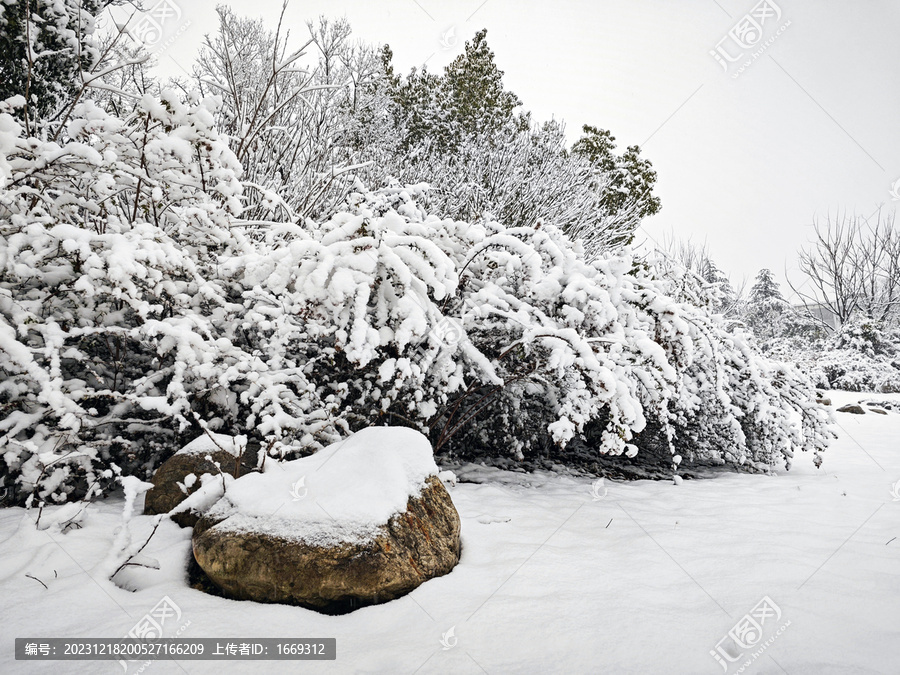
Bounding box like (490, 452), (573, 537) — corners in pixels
(410, 315), (467, 365)
(433, 316), (465, 349)
(710, 0), (791, 79)
(439, 25), (459, 51)
(590, 478), (607, 501)
(115, 0), (192, 58)
(118, 596), (191, 673)
(710, 596), (790, 673)
(290, 476), (308, 501)
(889, 179), (900, 202)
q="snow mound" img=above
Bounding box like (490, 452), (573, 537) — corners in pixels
(177, 433), (247, 458)
(207, 427), (438, 545)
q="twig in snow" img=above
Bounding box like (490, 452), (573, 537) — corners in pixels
(120, 561), (160, 571)
(25, 574), (48, 590)
(111, 518), (162, 581)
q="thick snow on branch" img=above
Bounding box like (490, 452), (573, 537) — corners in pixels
(0, 92), (831, 505)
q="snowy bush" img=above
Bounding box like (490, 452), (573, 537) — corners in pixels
(0, 0), (832, 500)
(0, 91), (246, 505)
(0, 107), (832, 506)
(769, 319), (900, 394)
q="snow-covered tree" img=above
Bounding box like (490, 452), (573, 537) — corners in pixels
(386, 29), (522, 153)
(193, 8), (380, 223)
(744, 268), (790, 340)
(571, 124), (661, 228)
(0, 0), (111, 128)
(346, 29), (657, 255)
(0, 9), (832, 507)
(791, 211), (900, 329)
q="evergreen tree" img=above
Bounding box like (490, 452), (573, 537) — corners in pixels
(745, 268), (790, 340)
(572, 125), (661, 221)
(386, 29), (522, 151)
(0, 0), (108, 130)
(376, 31), (659, 249)
(749, 268), (785, 304)
(700, 257), (736, 315)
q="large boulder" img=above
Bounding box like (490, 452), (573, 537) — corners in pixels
(144, 433), (253, 527)
(192, 427), (460, 613)
(836, 404), (866, 415)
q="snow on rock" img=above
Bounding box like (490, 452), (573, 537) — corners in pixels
(207, 427), (439, 545)
(143, 434), (252, 526)
(177, 433), (247, 457)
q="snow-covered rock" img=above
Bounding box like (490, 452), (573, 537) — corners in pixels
(143, 433), (253, 527)
(191, 427), (461, 612)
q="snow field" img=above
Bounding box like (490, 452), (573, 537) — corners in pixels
(0, 392), (897, 674)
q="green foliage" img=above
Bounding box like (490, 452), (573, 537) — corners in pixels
(0, 0), (108, 129)
(572, 124), (661, 221)
(376, 31), (660, 252)
(386, 29), (522, 151)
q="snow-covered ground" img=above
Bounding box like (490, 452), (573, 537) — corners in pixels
(1, 390), (898, 675)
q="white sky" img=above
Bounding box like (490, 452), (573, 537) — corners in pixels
(118, 0), (900, 297)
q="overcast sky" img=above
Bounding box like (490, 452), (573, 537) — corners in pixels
(111, 0), (900, 297)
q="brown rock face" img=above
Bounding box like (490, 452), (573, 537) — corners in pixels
(836, 404), (866, 414)
(144, 450), (251, 527)
(192, 476), (460, 613)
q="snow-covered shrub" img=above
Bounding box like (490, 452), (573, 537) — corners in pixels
(815, 350), (900, 393)
(829, 319), (899, 358)
(231, 184), (831, 472)
(617, 255), (832, 472)
(0, 97), (831, 504)
(766, 319), (900, 394)
(0, 92), (246, 505)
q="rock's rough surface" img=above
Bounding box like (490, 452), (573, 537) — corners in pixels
(144, 434), (252, 527)
(190, 427), (461, 612)
(192, 475), (460, 613)
(836, 404), (866, 415)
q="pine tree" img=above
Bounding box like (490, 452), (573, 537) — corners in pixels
(700, 257), (736, 315)
(0, 0), (108, 130)
(386, 29), (522, 151)
(745, 269), (790, 340)
(749, 268), (785, 304)
(572, 125), (661, 221)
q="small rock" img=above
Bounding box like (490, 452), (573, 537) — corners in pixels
(437, 469), (458, 487)
(816, 398), (831, 406)
(869, 408), (888, 415)
(144, 434), (253, 527)
(835, 404), (865, 414)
